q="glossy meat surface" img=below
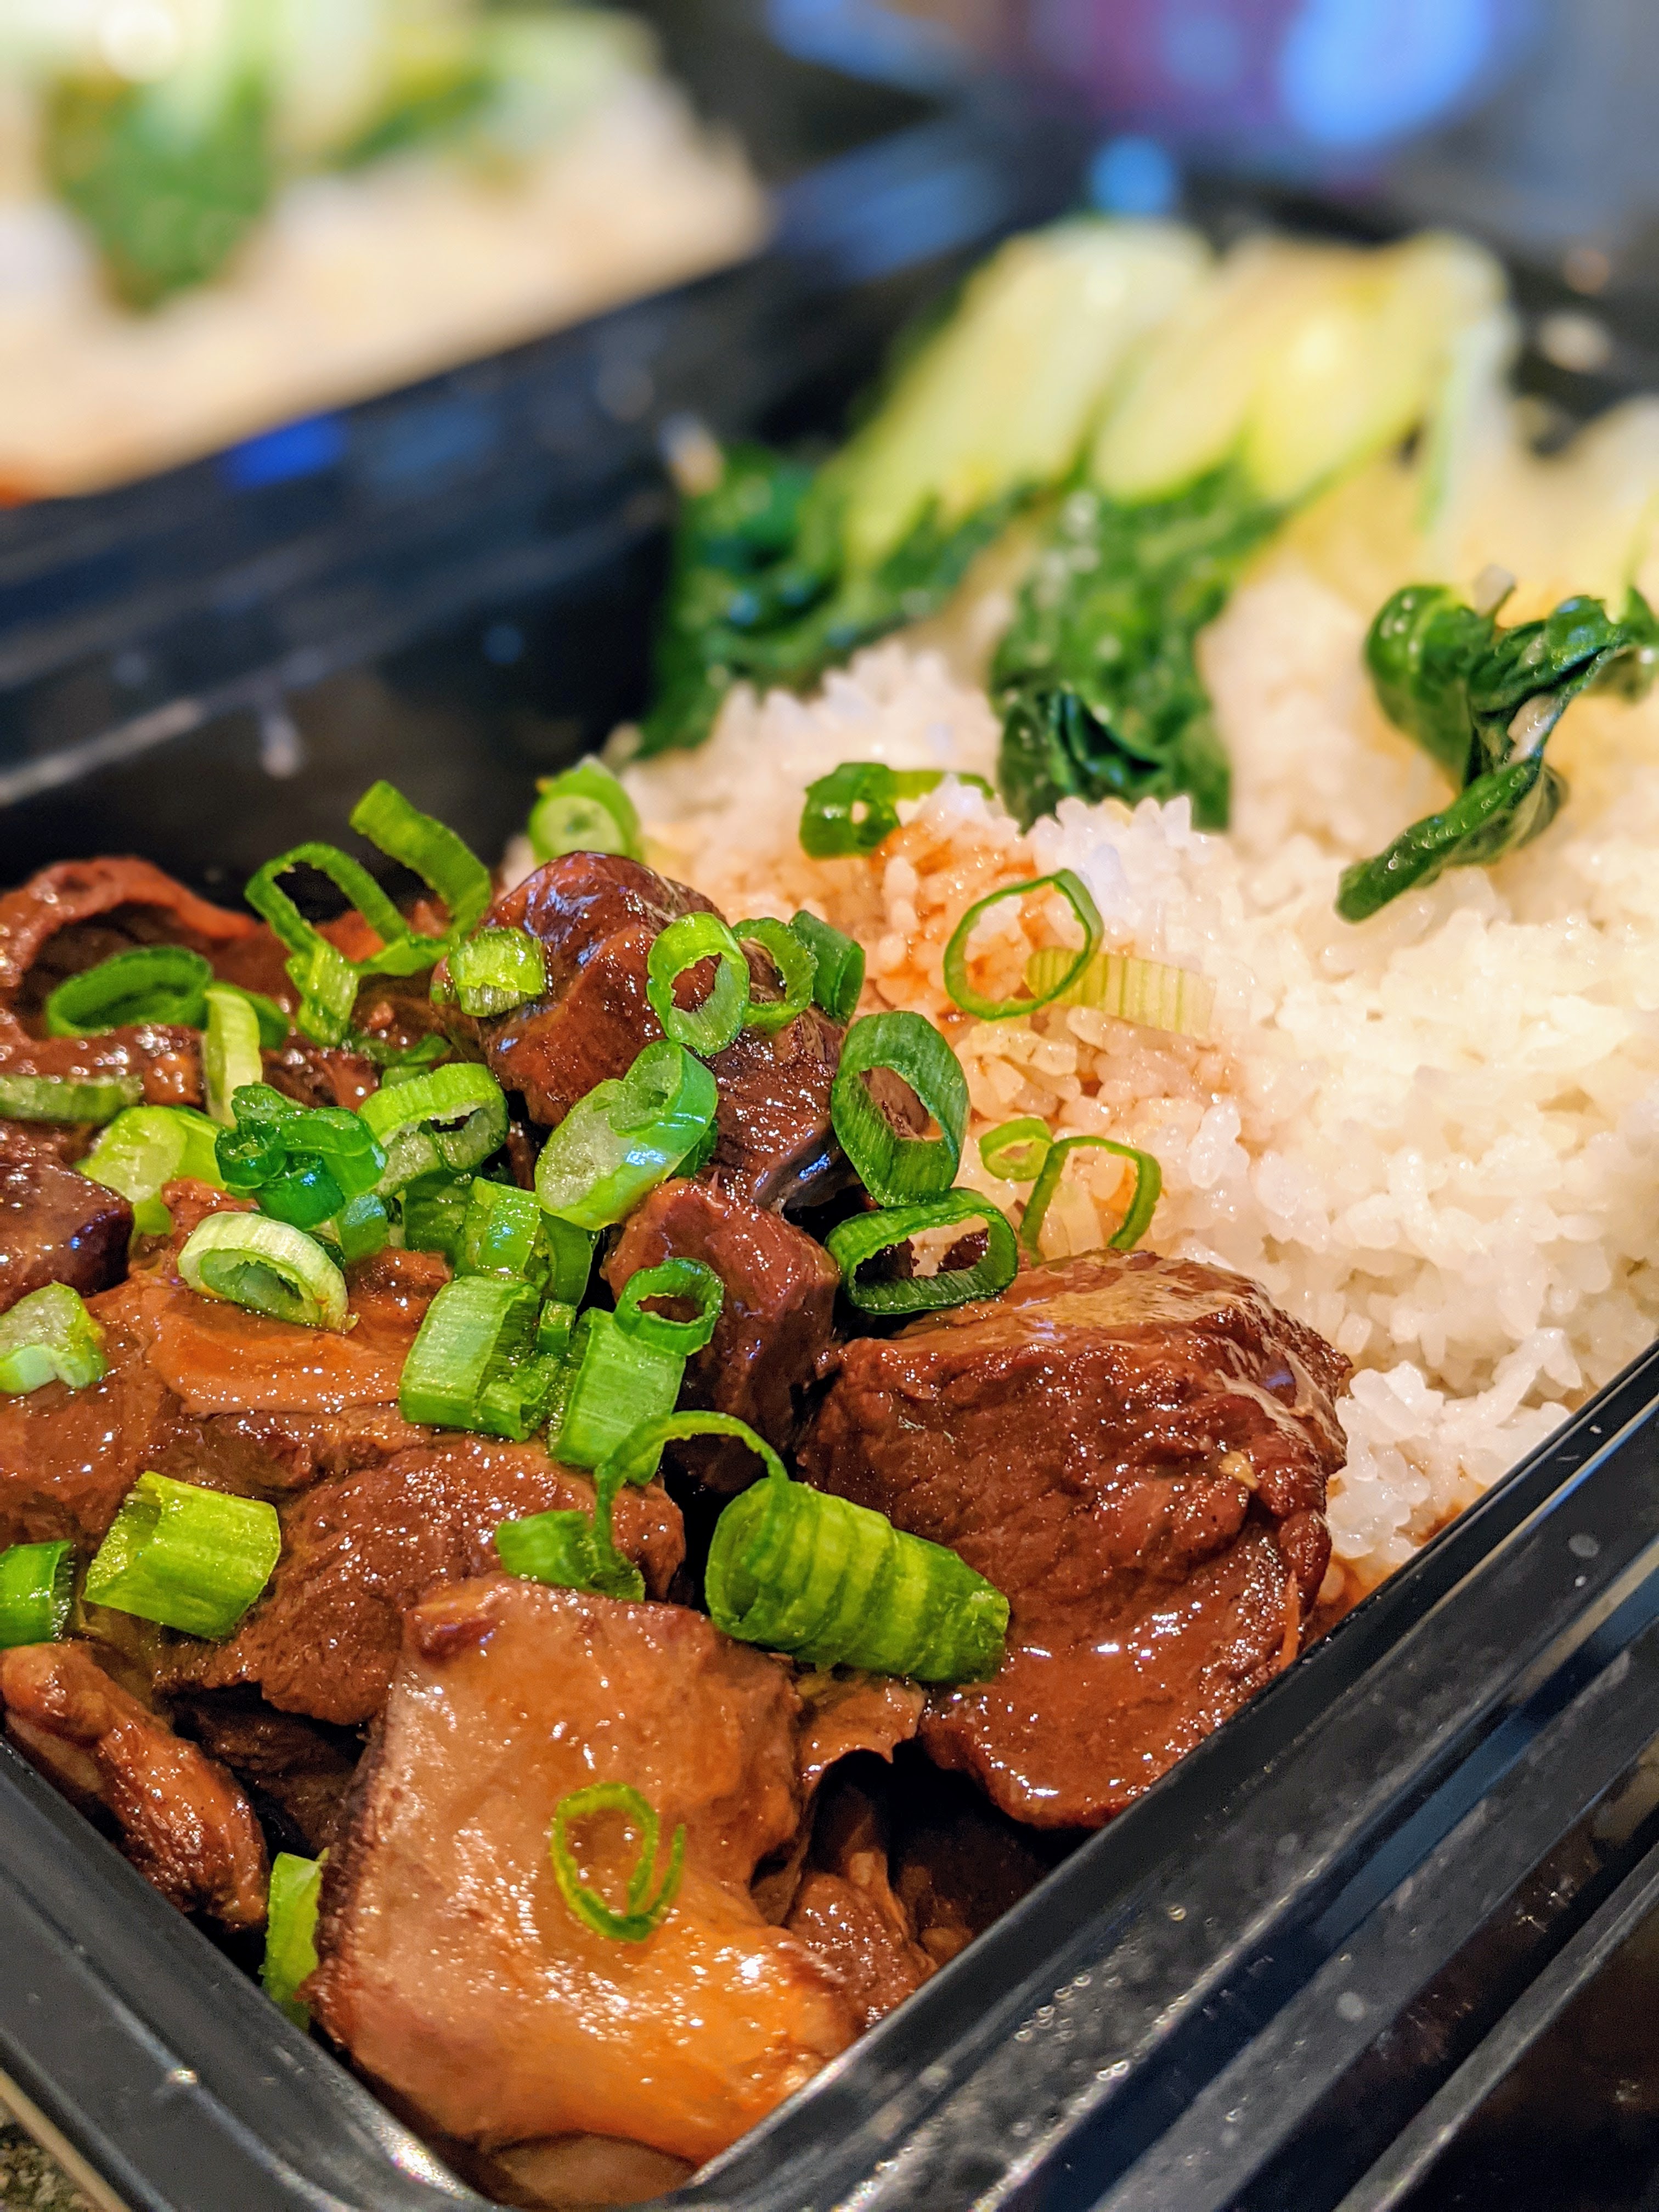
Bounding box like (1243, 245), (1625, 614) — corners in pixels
(0, 1641), (268, 1926)
(0, 1146), (132, 1316)
(799, 1250), (1350, 1826)
(0, 856), (261, 1018)
(603, 1177), (840, 1491)
(174, 1695), (359, 1855)
(311, 1578), (855, 2166)
(161, 1438), (685, 1725)
(462, 854), (844, 1207)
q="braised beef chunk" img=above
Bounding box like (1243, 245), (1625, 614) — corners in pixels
(460, 853), (844, 1207)
(160, 1439), (686, 1725)
(0, 856), (263, 1022)
(310, 1578), (854, 2170)
(603, 1178), (840, 1491)
(799, 1250), (1350, 1827)
(0, 1148), (131, 1315)
(783, 1769), (933, 2030)
(172, 1694), (360, 1856)
(0, 1641), (268, 1926)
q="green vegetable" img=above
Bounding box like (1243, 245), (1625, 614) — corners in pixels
(0, 1074), (141, 1125)
(550, 1783), (685, 1944)
(0, 1284), (107, 1395)
(178, 1210), (350, 1330)
(1339, 583), (1659, 920)
(613, 1258), (723, 1356)
(534, 1039), (716, 1230)
(261, 1852), (325, 2029)
(215, 1084), (386, 1229)
(732, 919), (816, 1035)
(825, 1190), (1019, 1315)
(978, 1116), (1052, 1181)
(831, 1012), (967, 1205)
(942, 868), (1103, 1020)
(789, 911), (865, 1023)
(459, 1178), (546, 1285)
(202, 985), (265, 1125)
(85, 1472), (280, 1640)
(0, 1541), (75, 1648)
(358, 1063), (507, 1196)
(494, 1505), (641, 1602)
(527, 763), (643, 864)
(82, 1103), (224, 1234)
(1020, 1135), (1161, 1256)
(645, 912), (750, 1058)
(798, 763), (993, 859)
(399, 1276), (558, 1441)
(448, 928), (545, 1018)
(44, 947), (213, 1036)
(551, 1310), (684, 1474)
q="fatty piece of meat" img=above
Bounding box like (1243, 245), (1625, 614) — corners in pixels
(0, 1641), (268, 1926)
(160, 1438), (686, 1725)
(603, 1178), (840, 1492)
(799, 1250), (1351, 1828)
(460, 853), (845, 1209)
(0, 1149), (132, 1316)
(309, 1577), (855, 2169)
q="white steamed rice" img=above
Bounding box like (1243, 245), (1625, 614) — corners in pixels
(607, 528), (1659, 1605)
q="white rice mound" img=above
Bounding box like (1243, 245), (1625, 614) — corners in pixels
(619, 554), (1659, 1604)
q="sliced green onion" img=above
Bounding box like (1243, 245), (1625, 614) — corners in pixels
(215, 1086), (385, 1230)
(0, 1283), (107, 1394)
(398, 1274), (548, 1438)
(43, 946), (212, 1037)
(494, 1506), (640, 1601)
(943, 870), (1103, 1022)
(645, 912), (749, 1058)
(262, 1851), (324, 2028)
(535, 1040), (716, 1231)
(315, 1190), (390, 1268)
(346, 1030), (450, 1073)
(832, 1012), (967, 1206)
(399, 1171), (472, 1265)
(552, 1310), (684, 1473)
(460, 1177), (544, 1282)
(221, 987), (291, 1050)
(0, 1073), (141, 1124)
(178, 1212), (349, 1330)
(536, 1299), (578, 1362)
(733, 918), (816, 1036)
(621, 1414), (1012, 1682)
(789, 911), (865, 1023)
(978, 1116), (1053, 1182)
(1020, 1135), (1162, 1257)
(544, 1215), (597, 1305)
(82, 1104), (224, 1234)
(0, 1540), (75, 1647)
(550, 1782), (684, 1944)
(1023, 947), (1215, 1040)
(349, 781), (492, 947)
(84, 1472), (280, 1640)
(245, 842), (405, 1045)
(614, 1257), (723, 1355)
(448, 928), (546, 1018)
(825, 1190), (1018, 1316)
(359, 1063), (507, 1195)
(203, 985), (266, 1125)
(798, 763), (994, 859)
(528, 761), (644, 864)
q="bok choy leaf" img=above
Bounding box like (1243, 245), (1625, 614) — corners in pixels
(1337, 582), (1659, 921)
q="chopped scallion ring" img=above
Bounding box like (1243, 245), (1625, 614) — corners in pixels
(543, 1216), (598, 1305)
(261, 1851), (325, 2028)
(978, 1116), (1053, 1182)
(82, 1104), (224, 1234)
(798, 763), (994, 859)
(943, 870), (1102, 1022)
(400, 1171), (472, 1266)
(215, 1085), (385, 1230)
(528, 762), (644, 863)
(789, 911), (865, 1023)
(694, 1414), (1008, 1683)
(0, 1539), (75, 1647)
(459, 1178), (545, 1282)
(178, 1211), (349, 1330)
(494, 1507), (641, 1601)
(203, 984), (265, 1125)
(645, 912), (750, 1058)
(0, 1073), (141, 1124)
(1020, 1134), (1161, 1257)
(314, 1190), (390, 1268)
(733, 918), (816, 1036)
(398, 1274), (550, 1437)
(534, 1039), (716, 1231)
(614, 1257), (724, 1355)
(43, 946), (212, 1037)
(245, 841), (408, 1043)
(349, 781), (492, 950)
(0, 1283), (107, 1394)
(85, 1472), (280, 1639)
(1023, 947), (1214, 1039)
(550, 1782), (685, 1944)
(359, 1063), (508, 1195)
(825, 1190), (1018, 1315)
(831, 1011), (967, 1205)
(447, 928), (545, 1018)
(552, 1310), (685, 1474)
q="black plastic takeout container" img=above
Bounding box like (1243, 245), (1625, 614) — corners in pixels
(9, 18), (1659, 2205)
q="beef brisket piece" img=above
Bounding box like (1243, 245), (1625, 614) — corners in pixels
(0, 856), (263, 1022)
(0, 1640), (268, 1926)
(458, 853), (845, 1209)
(160, 1438), (685, 1725)
(0, 1143), (132, 1316)
(172, 1694), (361, 1855)
(309, 1578), (854, 2169)
(602, 1178), (840, 1492)
(783, 1769), (933, 2032)
(798, 1250), (1351, 1829)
